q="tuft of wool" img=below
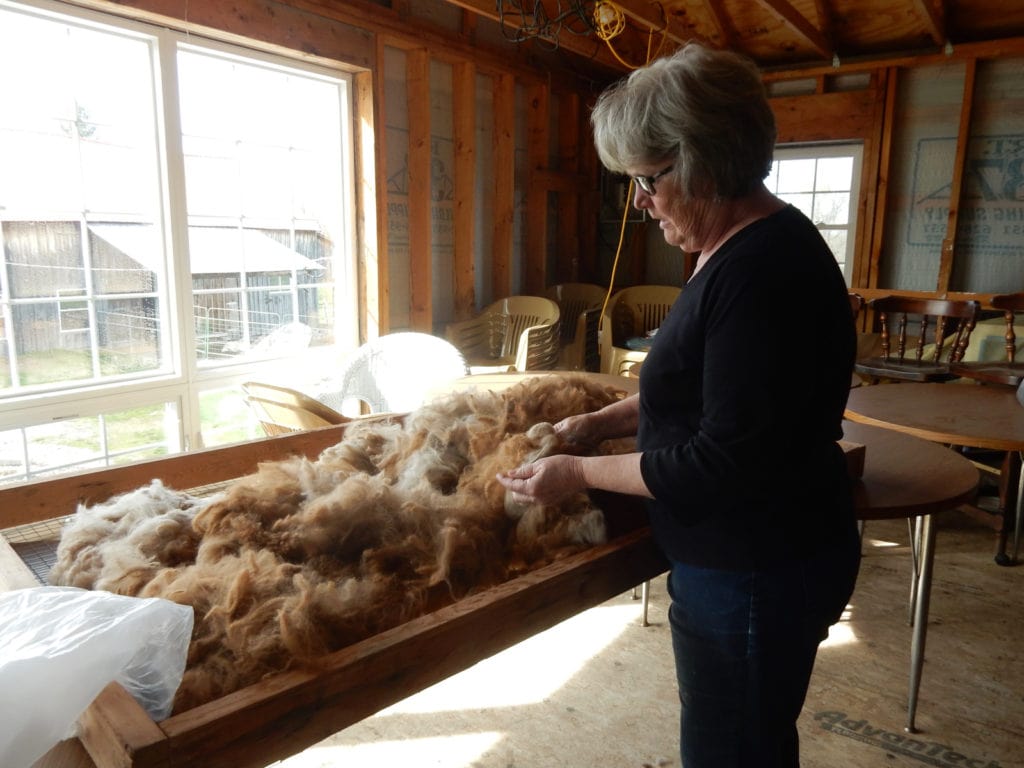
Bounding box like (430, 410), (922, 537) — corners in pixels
(49, 374), (634, 714)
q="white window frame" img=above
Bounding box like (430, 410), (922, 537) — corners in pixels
(770, 143), (864, 284)
(0, 0), (359, 467)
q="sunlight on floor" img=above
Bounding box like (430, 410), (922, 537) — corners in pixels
(866, 537), (904, 548)
(381, 601), (639, 713)
(269, 599), (642, 767)
(276, 732), (504, 768)
(820, 617), (857, 649)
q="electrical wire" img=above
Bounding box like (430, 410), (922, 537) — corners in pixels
(595, 2), (668, 322)
(496, 0), (596, 49)
(599, 177), (635, 326)
(593, 1), (668, 70)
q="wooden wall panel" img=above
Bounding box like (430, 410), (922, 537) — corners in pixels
(937, 59), (978, 291)
(525, 83), (550, 294)
(491, 73), (516, 302)
(84, 0), (375, 68)
(406, 49), (432, 330)
(556, 93), (581, 284)
(772, 89), (879, 143)
(354, 67), (383, 339)
(452, 61), (477, 320)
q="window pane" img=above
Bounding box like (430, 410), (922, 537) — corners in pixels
(821, 229), (848, 264)
(199, 385), (263, 448)
(0, 316), (10, 389)
(779, 192), (814, 218)
(815, 156), (854, 193)
(96, 298), (161, 375)
(0, 3), (354, 483)
(0, 12), (158, 214)
(88, 224), (161, 295)
(0, 402), (176, 484)
(773, 144), (862, 285)
(178, 48), (345, 366)
(193, 285), (243, 360)
(776, 158), (816, 193)
(11, 302), (92, 385)
(5, 221), (84, 300)
(813, 192), (851, 226)
(0, 7), (169, 400)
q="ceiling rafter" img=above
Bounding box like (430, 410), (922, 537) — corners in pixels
(810, 0), (834, 51)
(755, 0), (832, 58)
(913, 0), (948, 45)
(698, 0), (737, 49)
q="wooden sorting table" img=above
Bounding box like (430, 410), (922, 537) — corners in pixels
(2, 373), (661, 768)
(0, 377), (979, 764)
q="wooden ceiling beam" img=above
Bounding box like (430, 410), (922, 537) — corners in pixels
(699, 0), (736, 49)
(810, 0), (835, 52)
(756, 0), (833, 58)
(913, 0), (948, 46)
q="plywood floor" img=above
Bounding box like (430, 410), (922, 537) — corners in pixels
(269, 511), (1023, 768)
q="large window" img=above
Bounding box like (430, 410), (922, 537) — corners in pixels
(0, 0), (357, 484)
(767, 144), (863, 283)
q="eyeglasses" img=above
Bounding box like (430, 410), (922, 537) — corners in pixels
(632, 164), (674, 195)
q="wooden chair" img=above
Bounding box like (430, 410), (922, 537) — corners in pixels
(949, 292), (1024, 387)
(599, 285), (682, 377)
(944, 293), (1024, 565)
(544, 283), (607, 371)
(854, 296), (981, 383)
(848, 292), (864, 319)
(848, 293), (865, 387)
(314, 332), (469, 415)
(241, 381), (348, 435)
(445, 296), (561, 374)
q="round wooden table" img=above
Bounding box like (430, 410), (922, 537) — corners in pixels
(846, 381), (1024, 564)
(842, 419), (979, 733)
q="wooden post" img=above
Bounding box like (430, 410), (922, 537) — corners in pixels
(492, 73), (516, 303)
(937, 58), (978, 292)
(452, 61), (477, 320)
(525, 82), (550, 294)
(406, 48), (432, 329)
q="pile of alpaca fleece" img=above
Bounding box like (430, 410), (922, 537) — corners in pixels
(48, 374), (633, 714)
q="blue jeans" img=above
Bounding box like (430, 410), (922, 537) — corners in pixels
(667, 540), (860, 768)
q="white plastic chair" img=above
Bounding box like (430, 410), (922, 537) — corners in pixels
(544, 283), (606, 371)
(445, 296), (561, 374)
(599, 285), (682, 376)
(315, 332), (469, 415)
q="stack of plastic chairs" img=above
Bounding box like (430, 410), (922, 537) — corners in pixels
(445, 296), (561, 374)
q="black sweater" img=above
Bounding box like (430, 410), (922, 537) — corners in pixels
(637, 205), (857, 570)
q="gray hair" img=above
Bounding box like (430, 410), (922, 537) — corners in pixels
(590, 42), (777, 199)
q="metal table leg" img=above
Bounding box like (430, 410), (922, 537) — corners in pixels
(906, 513), (935, 733)
(995, 450), (1022, 565)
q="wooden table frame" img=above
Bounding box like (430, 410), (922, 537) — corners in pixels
(0, 393), (978, 765)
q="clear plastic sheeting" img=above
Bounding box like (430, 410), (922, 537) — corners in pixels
(0, 586), (193, 768)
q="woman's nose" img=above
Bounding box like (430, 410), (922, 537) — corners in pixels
(632, 186), (651, 211)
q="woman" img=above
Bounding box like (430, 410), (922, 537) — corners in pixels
(497, 42), (861, 768)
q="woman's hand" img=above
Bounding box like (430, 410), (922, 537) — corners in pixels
(554, 412), (601, 450)
(497, 454), (586, 506)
